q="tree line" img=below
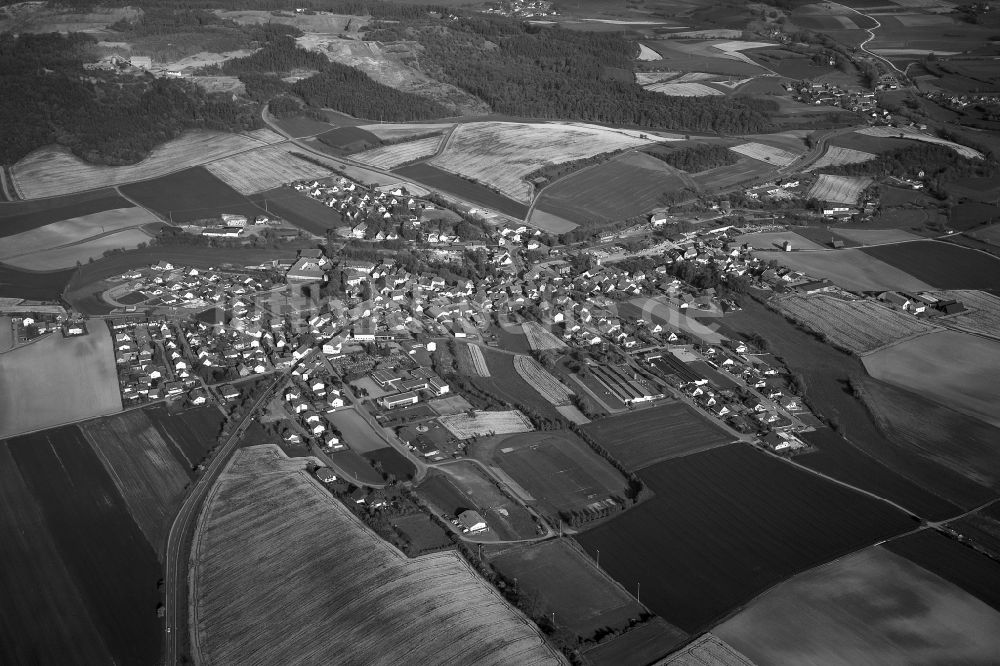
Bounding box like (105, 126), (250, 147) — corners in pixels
(644, 143), (737, 172)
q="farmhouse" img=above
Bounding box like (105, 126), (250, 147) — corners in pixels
(457, 510), (488, 534)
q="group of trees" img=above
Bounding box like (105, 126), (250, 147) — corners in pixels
(644, 143), (738, 172)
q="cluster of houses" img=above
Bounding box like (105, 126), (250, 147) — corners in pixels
(291, 178), (418, 237)
(110, 319), (205, 404)
(108, 262), (272, 310)
(280, 378), (346, 448)
(789, 80), (878, 114)
(923, 90), (1000, 113)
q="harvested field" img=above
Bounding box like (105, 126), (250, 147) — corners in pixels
(192, 445), (563, 665)
(439, 410), (534, 439)
(427, 122), (666, 203)
(0, 324), (120, 439)
(81, 410), (191, 555)
(931, 289), (1000, 338)
(575, 444), (914, 632)
(886, 530), (1000, 613)
(328, 408), (391, 453)
(808, 174), (872, 205)
(466, 343), (491, 376)
(716, 545), (1000, 666)
(120, 166), (266, 224)
(645, 81), (724, 96)
(486, 430), (627, 518)
(806, 145), (876, 171)
(760, 248), (934, 293)
(729, 142), (800, 166)
(857, 377), (1000, 492)
(735, 230), (829, 251)
(514, 355), (574, 407)
(3, 228), (155, 270)
(582, 619), (691, 666)
(581, 401), (732, 471)
(656, 634), (755, 666)
(863, 331), (1000, 428)
(394, 163), (529, 219)
(773, 293), (939, 354)
(490, 540), (660, 639)
(352, 135), (443, 169)
(636, 43), (662, 61)
(857, 125), (983, 159)
(523, 321), (567, 351)
(205, 145), (332, 194)
(0, 207), (161, 261)
(12, 130), (281, 199)
(0, 188), (130, 237)
(6, 427), (162, 665)
(358, 123), (454, 141)
(862, 240), (1000, 292)
(533, 151), (690, 226)
(526, 209), (578, 233)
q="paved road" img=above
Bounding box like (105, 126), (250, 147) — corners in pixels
(162, 373), (286, 666)
(828, 1), (906, 77)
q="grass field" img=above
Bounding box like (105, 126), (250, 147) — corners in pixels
(576, 444), (914, 632)
(362, 446), (416, 481)
(0, 324), (120, 439)
(0, 188), (131, 237)
(716, 545), (1000, 665)
(513, 355), (574, 407)
(582, 619), (694, 666)
(359, 123), (454, 141)
(395, 163), (529, 219)
(885, 529), (1000, 613)
(192, 445), (563, 665)
(427, 122), (666, 204)
(863, 330), (1000, 428)
(0, 207), (160, 261)
(80, 410), (192, 555)
(862, 241), (1000, 292)
(490, 539), (661, 640)
(121, 166), (267, 223)
(4, 427), (162, 665)
(205, 145), (332, 194)
(352, 135), (444, 169)
(581, 401), (732, 471)
(328, 407), (391, 453)
(439, 410), (534, 439)
(761, 248), (934, 293)
(808, 173), (872, 205)
(391, 512), (452, 551)
(533, 152), (690, 226)
(773, 293), (939, 355)
(729, 141), (800, 166)
(12, 130), (282, 199)
(807, 145), (876, 171)
(487, 431), (626, 519)
(316, 126), (382, 152)
(3, 227), (156, 270)
(856, 125), (983, 159)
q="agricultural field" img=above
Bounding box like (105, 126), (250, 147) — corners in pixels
(439, 410), (534, 439)
(121, 166), (266, 224)
(729, 141), (800, 166)
(856, 125), (983, 159)
(472, 346), (566, 423)
(806, 145), (876, 171)
(885, 530), (1000, 613)
(316, 126), (382, 152)
(830, 227), (923, 245)
(582, 619), (693, 666)
(716, 545), (1000, 665)
(143, 403), (224, 472)
(269, 113), (334, 139)
(644, 81), (724, 96)
(0, 207), (160, 262)
(3, 228), (156, 270)
(532, 151), (690, 226)
(465, 343), (491, 377)
(863, 331), (1000, 428)
(773, 293), (939, 355)
(735, 230), (829, 251)
(0, 324), (120, 439)
(581, 401), (732, 471)
(490, 539), (663, 640)
(0, 4), (138, 33)
(513, 355), (574, 407)
(483, 430), (627, 519)
(655, 634), (755, 666)
(0, 263), (76, 300)
(522, 321), (567, 351)
(857, 376), (1000, 492)
(395, 163), (529, 219)
(949, 504), (1000, 561)
(328, 408), (390, 453)
(12, 129), (282, 199)
(251, 186), (339, 235)
(690, 154), (775, 191)
(576, 444), (914, 632)
(80, 410), (192, 555)
(636, 43), (661, 61)
(639, 40), (773, 76)
(204, 145), (332, 194)
(0, 188), (131, 237)
(3, 428), (162, 665)
(761, 248), (934, 293)
(862, 241), (1000, 292)
(192, 445), (563, 665)
(526, 209), (579, 233)
(362, 446), (416, 481)
(358, 123), (454, 141)
(931, 289), (1000, 337)
(952, 202), (1000, 232)
(351, 135), (444, 169)
(808, 174), (872, 205)
(427, 122), (668, 204)
(391, 513), (452, 552)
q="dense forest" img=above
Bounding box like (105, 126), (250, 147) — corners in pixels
(644, 143), (738, 172)
(0, 32), (260, 165)
(367, 16), (778, 133)
(292, 63), (451, 120)
(50, 0), (451, 19)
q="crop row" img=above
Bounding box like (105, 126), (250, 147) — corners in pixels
(513, 355), (574, 406)
(522, 322), (567, 351)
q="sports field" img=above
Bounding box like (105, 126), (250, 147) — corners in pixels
(863, 331), (1000, 428)
(533, 152), (690, 226)
(761, 248), (934, 293)
(489, 431), (626, 518)
(0, 324), (121, 439)
(581, 401), (732, 470)
(205, 145), (332, 194)
(716, 545), (1000, 665)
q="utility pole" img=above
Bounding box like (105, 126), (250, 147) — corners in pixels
(596, 548), (600, 569)
(637, 582), (641, 606)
